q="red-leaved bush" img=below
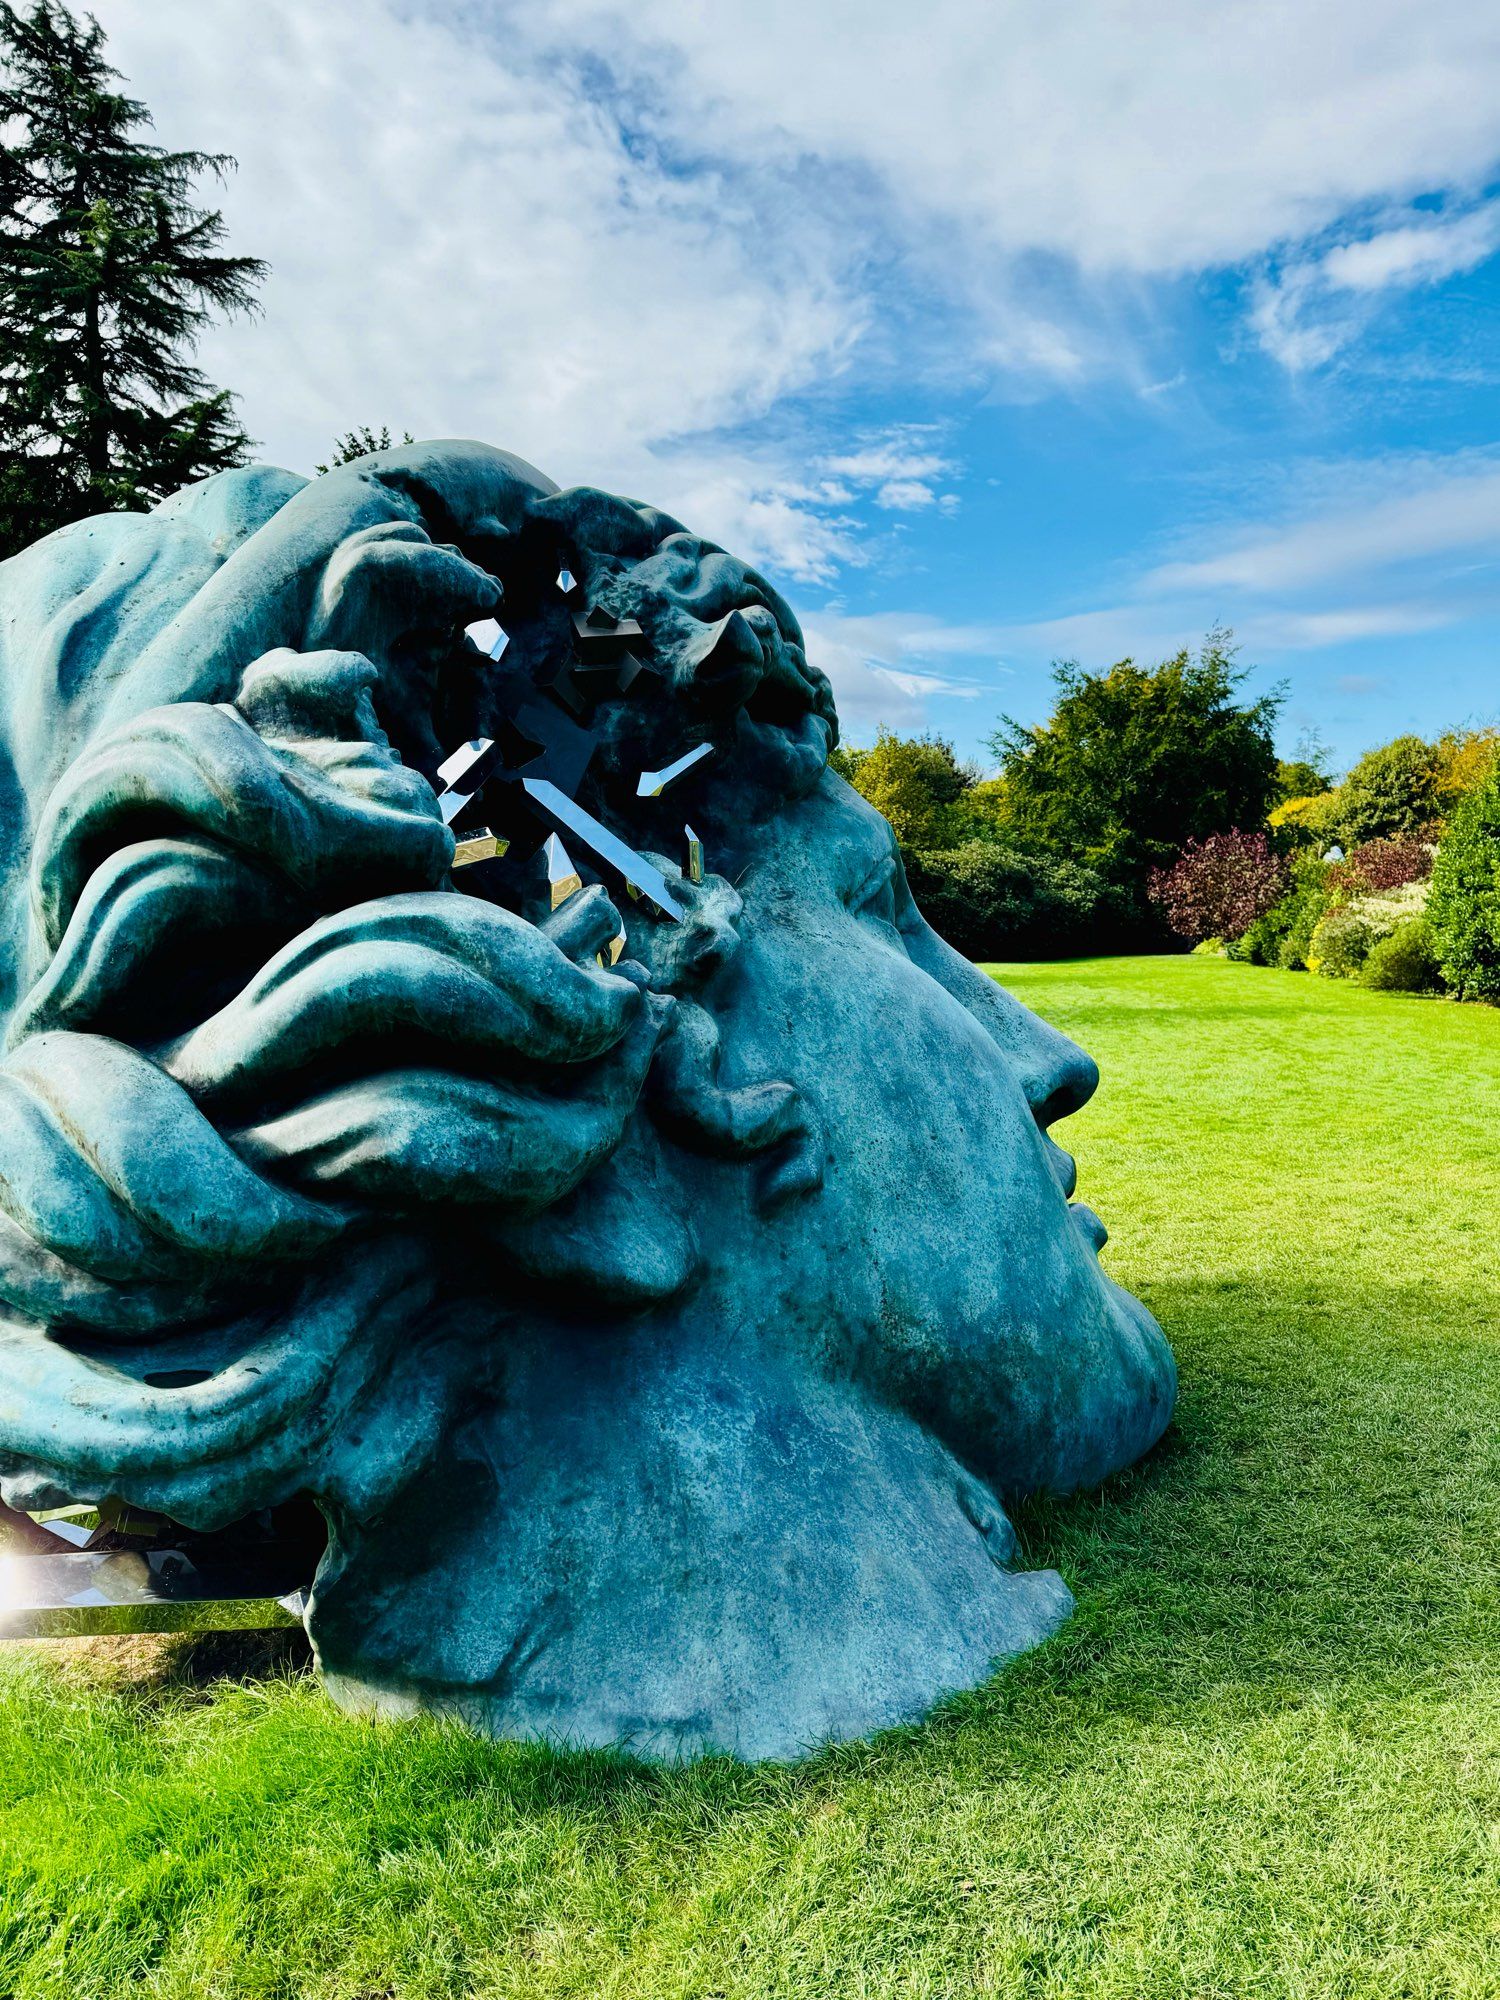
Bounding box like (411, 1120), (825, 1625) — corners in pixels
(1336, 837), (1433, 894)
(1148, 829), (1288, 943)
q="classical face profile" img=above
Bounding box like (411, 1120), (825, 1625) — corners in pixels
(0, 441), (1174, 1759)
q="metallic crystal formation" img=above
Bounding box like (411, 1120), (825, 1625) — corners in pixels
(526, 779), (684, 918)
(638, 743), (713, 797)
(452, 828), (504, 869)
(0, 1498), (314, 1639)
(545, 833), (584, 908)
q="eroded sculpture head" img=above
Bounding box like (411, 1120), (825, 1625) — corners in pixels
(0, 441), (1174, 1758)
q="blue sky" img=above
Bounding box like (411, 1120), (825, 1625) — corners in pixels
(91, 0), (1500, 774)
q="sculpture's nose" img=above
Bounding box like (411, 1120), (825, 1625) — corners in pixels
(896, 909), (1100, 1131)
(1025, 1029), (1100, 1131)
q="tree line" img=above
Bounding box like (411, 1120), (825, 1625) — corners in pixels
(0, 0), (265, 555)
(833, 629), (1286, 956)
(834, 641), (1498, 968)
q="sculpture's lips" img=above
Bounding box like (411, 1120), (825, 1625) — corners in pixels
(1046, 1136), (1108, 1253)
(1069, 1201), (1109, 1253)
(1043, 1131), (1078, 1200)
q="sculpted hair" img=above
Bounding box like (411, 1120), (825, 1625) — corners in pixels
(0, 442), (829, 1524)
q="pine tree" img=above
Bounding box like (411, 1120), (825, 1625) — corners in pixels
(0, 0), (266, 556)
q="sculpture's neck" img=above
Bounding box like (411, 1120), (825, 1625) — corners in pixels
(312, 1320), (1071, 1760)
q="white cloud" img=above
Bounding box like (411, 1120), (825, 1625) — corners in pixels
(539, 0), (1500, 283)
(1241, 604), (1453, 647)
(1321, 204), (1500, 292)
(875, 479), (939, 511)
(987, 607), (1201, 667)
(981, 456), (1499, 698)
(820, 429), (958, 514)
(1247, 267), (1357, 372)
(87, 0), (1500, 474)
(801, 610), (1004, 734)
(88, 0), (865, 570)
(644, 454), (863, 584)
(1143, 459), (1500, 595)
(1251, 200), (1500, 368)
(823, 439), (953, 485)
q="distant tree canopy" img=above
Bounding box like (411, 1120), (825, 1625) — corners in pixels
(1336, 735), (1439, 847)
(314, 425), (414, 475)
(0, 0), (263, 556)
(987, 632), (1282, 913)
(829, 731), (978, 849)
(1275, 757), (1331, 802)
(1431, 725), (1500, 816)
(831, 629), (1500, 969)
(829, 631), (1282, 952)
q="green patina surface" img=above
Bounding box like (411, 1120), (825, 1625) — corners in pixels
(2, 953), (1496, 1998)
(0, 447), (1173, 1756)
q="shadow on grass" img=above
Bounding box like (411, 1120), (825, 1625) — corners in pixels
(962, 1270), (1500, 1736)
(29, 1624), (316, 1697)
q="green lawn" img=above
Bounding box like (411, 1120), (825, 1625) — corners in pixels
(4, 955), (1500, 1999)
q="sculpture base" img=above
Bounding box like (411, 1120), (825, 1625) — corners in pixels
(305, 1328), (1076, 1762)
(319, 1565), (1071, 1761)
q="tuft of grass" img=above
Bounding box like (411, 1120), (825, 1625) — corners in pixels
(3, 955), (1500, 1998)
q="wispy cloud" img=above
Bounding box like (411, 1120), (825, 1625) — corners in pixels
(820, 428), (960, 514)
(547, 0), (1500, 273)
(801, 610), (1005, 734)
(982, 455), (1500, 718)
(90, 0), (867, 571)
(1245, 605), (1453, 647)
(1143, 459), (1500, 594)
(1251, 199), (1500, 369)
(1322, 204), (1500, 291)
(91, 0), (1500, 465)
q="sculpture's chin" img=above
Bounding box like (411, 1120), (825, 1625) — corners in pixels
(302, 1320), (1079, 1763)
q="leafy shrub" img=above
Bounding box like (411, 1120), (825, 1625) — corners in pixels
(1355, 880), (1430, 926)
(1339, 837), (1432, 893)
(1274, 756), (1332, 802)
(1307, 905), (1380, 979)
(832, 731), (978, 849)
(1428, 771), (1500, 999)
(1147, 829), (1287, 944)
(1268, 790), (1342, 847)
(906, 842), (1123, 959)
(1360, 918), (1444, 993)
(1431, 725), (1500, 817)
(1275, 881), (1331, 968)
(1231, 851), (1331, 968)
(1337, 735), (1438, 846)
(1308, 881), (1430, 980)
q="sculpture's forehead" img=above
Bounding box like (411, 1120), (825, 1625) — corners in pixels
(738, 774), (899, 902)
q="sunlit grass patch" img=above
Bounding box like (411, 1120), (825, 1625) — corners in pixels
(2, 955), (1498, 1998)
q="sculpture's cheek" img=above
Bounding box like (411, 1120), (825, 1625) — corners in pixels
(710, 910), (1175, 1492)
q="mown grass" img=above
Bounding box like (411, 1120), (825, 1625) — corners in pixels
(3, 955), (1499, 1998)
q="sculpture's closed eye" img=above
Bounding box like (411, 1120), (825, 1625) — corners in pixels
(847, 851), (907, 946)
